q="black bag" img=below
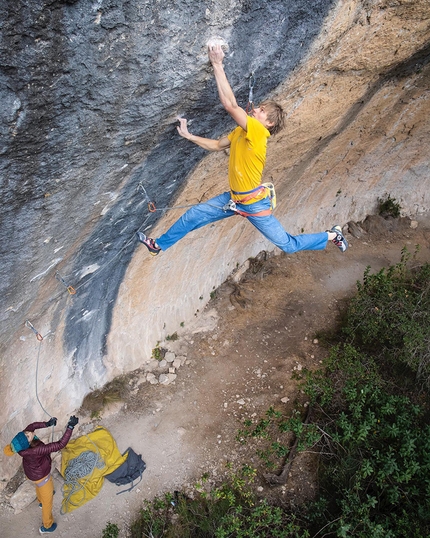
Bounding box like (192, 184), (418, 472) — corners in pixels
(105, 447), (146, 494)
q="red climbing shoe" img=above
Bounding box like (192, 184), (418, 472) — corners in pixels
(136, 232), (161, 256)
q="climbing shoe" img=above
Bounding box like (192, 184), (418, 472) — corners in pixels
(329, 225), (348, 253)
(39, 522), (57, 534)
(136, 232), (161, 256)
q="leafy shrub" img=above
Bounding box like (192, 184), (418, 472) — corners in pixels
(303, 344), (430, 537)
(344, 249), (430, 386)
(378, 194), (401, 218)
(102, 522), (119, 538)
(130, 468), (308, 538)
(237, 406), (318, 471)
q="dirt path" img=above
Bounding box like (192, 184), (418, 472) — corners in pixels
(1, 215), (429, 538)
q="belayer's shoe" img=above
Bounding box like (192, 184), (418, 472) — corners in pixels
(39, 522), (57, 534)
(329, 225), (348, 253)
(136, 232), (161, 256)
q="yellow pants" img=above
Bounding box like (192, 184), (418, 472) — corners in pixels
(34, 474), (54, 529)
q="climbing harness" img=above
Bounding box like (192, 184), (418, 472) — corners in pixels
(245, 72), (256, 114)
(223, 200), (272, 218)
(33, 474), (51, 488)
(223, 183), (277, 218)
(55, 271), (76, 295)
(25, 320), (43, 341)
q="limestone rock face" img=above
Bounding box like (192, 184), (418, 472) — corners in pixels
(9, 480), (36, 514)
(1, 0), (429, 479)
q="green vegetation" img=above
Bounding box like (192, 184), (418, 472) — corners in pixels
(166, 331), (178, 341)
(378, 194), (402, 218)
(129, 467), (308, 538)
(152, 343), (166, 361)
(236, 406), (318, 471)
(102, 522), (119, 538)
(303, 344), (430, 537)
(108, 249), (430, 537)
(344, 247), (430, 386)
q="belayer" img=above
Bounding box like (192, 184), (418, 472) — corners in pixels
(137, 43), (348, 256)
(3, 415), (79, 534)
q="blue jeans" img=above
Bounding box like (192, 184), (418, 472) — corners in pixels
(156, 191), (328, 253)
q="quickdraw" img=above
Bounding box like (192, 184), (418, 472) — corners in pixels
(245, 72), (255, 114)
(55, 271), (76, 295)
(25, 320), (43, 341)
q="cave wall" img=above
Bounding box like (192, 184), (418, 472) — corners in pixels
(1, 0), (429, 478)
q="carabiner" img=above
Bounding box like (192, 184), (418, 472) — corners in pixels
(223, 200), (237, 213)
(25, 320), (44, 341)
(56, 271), (76, 296)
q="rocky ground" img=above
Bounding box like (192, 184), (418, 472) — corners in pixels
(1, 214), (429, 538)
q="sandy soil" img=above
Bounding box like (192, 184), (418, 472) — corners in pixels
(1, 214), (429, 538)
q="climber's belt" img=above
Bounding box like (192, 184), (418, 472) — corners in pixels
(34, 474), (51, 488)
(224, 183), (276, 217)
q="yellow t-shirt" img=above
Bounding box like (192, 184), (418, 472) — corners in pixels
(227, 116), (270, 204)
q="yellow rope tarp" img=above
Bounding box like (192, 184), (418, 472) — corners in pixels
(60, 426), (127, 513)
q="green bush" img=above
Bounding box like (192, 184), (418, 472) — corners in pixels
(378, 194), (401, 218)
(102, 522), (119, 538)
(303, 344), (430, 537)
(344, 249), (430, 386)
(130, 468), (308, 538)
(237, 406), (319, 471)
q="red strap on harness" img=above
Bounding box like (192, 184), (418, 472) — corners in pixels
(234, 207), (272, 218)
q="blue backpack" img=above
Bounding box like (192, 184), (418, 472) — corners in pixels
(105, 447), (146, 494)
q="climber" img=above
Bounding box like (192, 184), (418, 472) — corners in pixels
(136, 43), (348, 256)
(3, 415), (79, 534)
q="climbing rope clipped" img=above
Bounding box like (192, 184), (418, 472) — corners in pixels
(61, 448), (105, 514)
(25, 320), (56, 439)
(146, 200), (210, 213)
(140, 185), (228, 215)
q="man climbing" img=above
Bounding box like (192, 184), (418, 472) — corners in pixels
(3, 415), (79, 534)
(137, 43), (348, 256)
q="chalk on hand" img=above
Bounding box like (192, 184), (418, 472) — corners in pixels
(206, 36), (229, 52)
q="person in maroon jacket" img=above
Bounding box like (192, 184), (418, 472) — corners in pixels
(3, 415), (79, 534)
